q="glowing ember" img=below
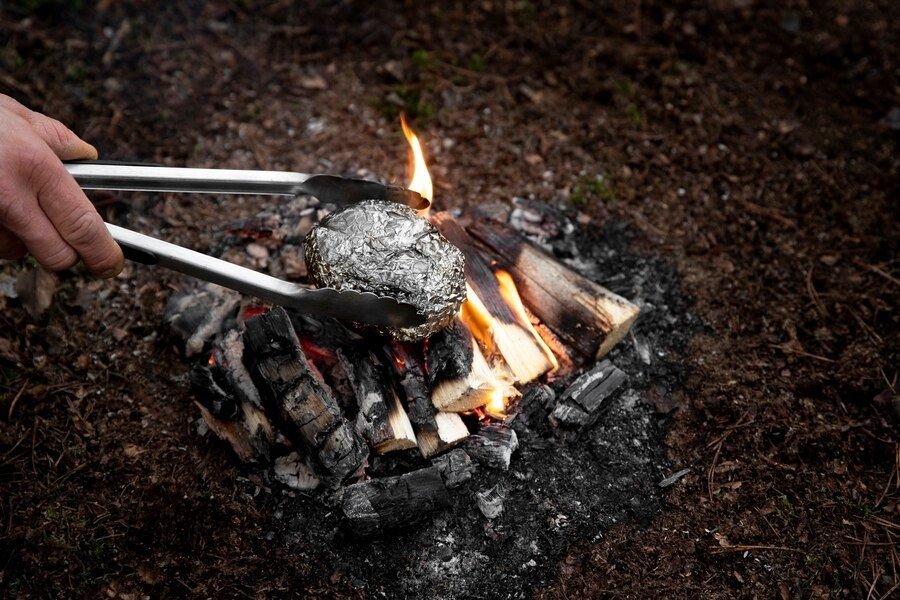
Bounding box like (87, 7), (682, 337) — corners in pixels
(400, 114), (433, 209)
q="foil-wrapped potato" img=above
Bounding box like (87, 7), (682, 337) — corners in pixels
(304, 200), (465, 340)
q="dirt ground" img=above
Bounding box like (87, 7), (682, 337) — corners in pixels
(0, 1), (897, 598)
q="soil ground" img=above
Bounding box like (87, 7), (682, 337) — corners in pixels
(0, 1), (897, 598)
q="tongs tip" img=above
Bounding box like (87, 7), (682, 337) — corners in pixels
(384, 185), (430, 211)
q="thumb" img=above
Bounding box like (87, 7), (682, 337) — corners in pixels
(24, 111), (98, 161)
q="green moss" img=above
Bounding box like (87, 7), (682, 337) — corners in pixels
(569, 174), (616, 206)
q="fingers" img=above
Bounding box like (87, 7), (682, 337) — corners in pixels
(0, 94), (98, 161)
(0, 226), (27, 260)
(24, 111), (98, 161)
(30, 153), (123, 278)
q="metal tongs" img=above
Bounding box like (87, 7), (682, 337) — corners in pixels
(66, 161), (430, 328)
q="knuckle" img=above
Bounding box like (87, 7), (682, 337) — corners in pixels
(40, 242), (77, 271)
(62, 208), (102, 247)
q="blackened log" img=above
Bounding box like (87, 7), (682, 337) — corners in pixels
(427, 319), (505, 412)
(550, 359), (627, 435)
(431, 212), (555, 383)
(273, 452), (321, 491)
(191, 362), (275, 463)
(242, 307), (368, 481)
(339, 466), (450, 535)
(464, 423), (519, 471)
(431, 448), (475, 488)
(466, 218), (640, 360)
(386, 341), (469, 458)
(338, 347), (417, 453)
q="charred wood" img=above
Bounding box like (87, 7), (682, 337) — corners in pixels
(242, 307), (368, 481)
(467, 218), (640, 360)
(338, 347), (417, 453)
(431, 212), (555, 383)
(165, 282), (241, 357)
(464, 423), (519, 471)
(431, 448), (475, 489)
(426, 319), (502, 412)
(385, 341), (469, 458)
(339, 466), (451, 535)
(550, 359), (627, 436)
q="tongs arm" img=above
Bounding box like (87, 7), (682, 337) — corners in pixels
(65, 161), (429, 210)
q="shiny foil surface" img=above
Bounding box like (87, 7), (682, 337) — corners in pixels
(304, 200), (466, 340)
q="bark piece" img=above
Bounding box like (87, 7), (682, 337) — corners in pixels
(549, 359), (627, 435)
(464, 423), (519, 471)
(339, 466), (451, 535)
(467, 218), (640, 360)
(242, 307), (367, 481)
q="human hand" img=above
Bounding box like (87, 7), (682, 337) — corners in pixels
(0, 94), (123, 277)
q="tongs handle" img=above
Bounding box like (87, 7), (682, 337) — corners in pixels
(107, 223), (302, 305)
(66, 160), (308, 197)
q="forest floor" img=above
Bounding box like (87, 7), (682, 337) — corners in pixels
(0, 1), (897, 598)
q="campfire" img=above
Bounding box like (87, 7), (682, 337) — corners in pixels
(169, 118), (640, 535)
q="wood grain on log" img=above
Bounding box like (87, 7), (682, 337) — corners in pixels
(426, 319), (507, 412)
(431, 212), (555, 383)
(339, 466), (451, 535)
(243, 307), (368, 481)
(467, 218), (639, 360)
(338, 347), (417, 454)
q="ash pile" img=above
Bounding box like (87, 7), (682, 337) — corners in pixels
(166, 193), (697, 555)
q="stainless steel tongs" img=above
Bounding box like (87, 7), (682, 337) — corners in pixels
(66, 161), (429, 328)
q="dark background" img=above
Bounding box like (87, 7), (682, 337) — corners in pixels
(0, 1), (897, 597)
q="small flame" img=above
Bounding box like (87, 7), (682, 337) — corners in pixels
(400, 114), (433, 206)
(208, 354), (216, 367)
(494, 270), (559, 371)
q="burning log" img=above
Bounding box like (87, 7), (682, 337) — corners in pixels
(426, 319), (509, 413)
(431, 448), (475, 489)
(339, 466), (451, 535)
(466, 219), (640, 361)
(431, 212), (556, 383)
(242, 307), (368, 481)
(550, 359), (627, 436)
(464, 423), (519, 471)
(337, 347), (417, 454)
(387, 342), (469, 458)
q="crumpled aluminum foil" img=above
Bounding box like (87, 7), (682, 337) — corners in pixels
(304, 200), (465, 340)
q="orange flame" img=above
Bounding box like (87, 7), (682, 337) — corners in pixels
(494, 269), (559, 371)
(400, 114), (433, 207)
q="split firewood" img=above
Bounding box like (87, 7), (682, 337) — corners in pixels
(337, 347), (417, 454)
(550, 359), (627, 436)
(464, 423), (519, 471)
(431, 448), (475, 488)
(467, 218), (640, 360)
(431, 212), (555, 383)
(426, 319), (510, 412)
(386, 341), (469, 458)
(190, 361), (275, 463)
(339, 466), (451, 535)
(242, 307), (368, 482)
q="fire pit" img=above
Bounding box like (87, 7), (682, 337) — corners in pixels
(164, 120), (679, 542)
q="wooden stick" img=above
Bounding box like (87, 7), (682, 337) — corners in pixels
(386, 341), (469, 458)
(432, 212), (555, 382)
(467, 218), (640, 360)
(338, 347), (417, 454)
(242, 307), (368, 481)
